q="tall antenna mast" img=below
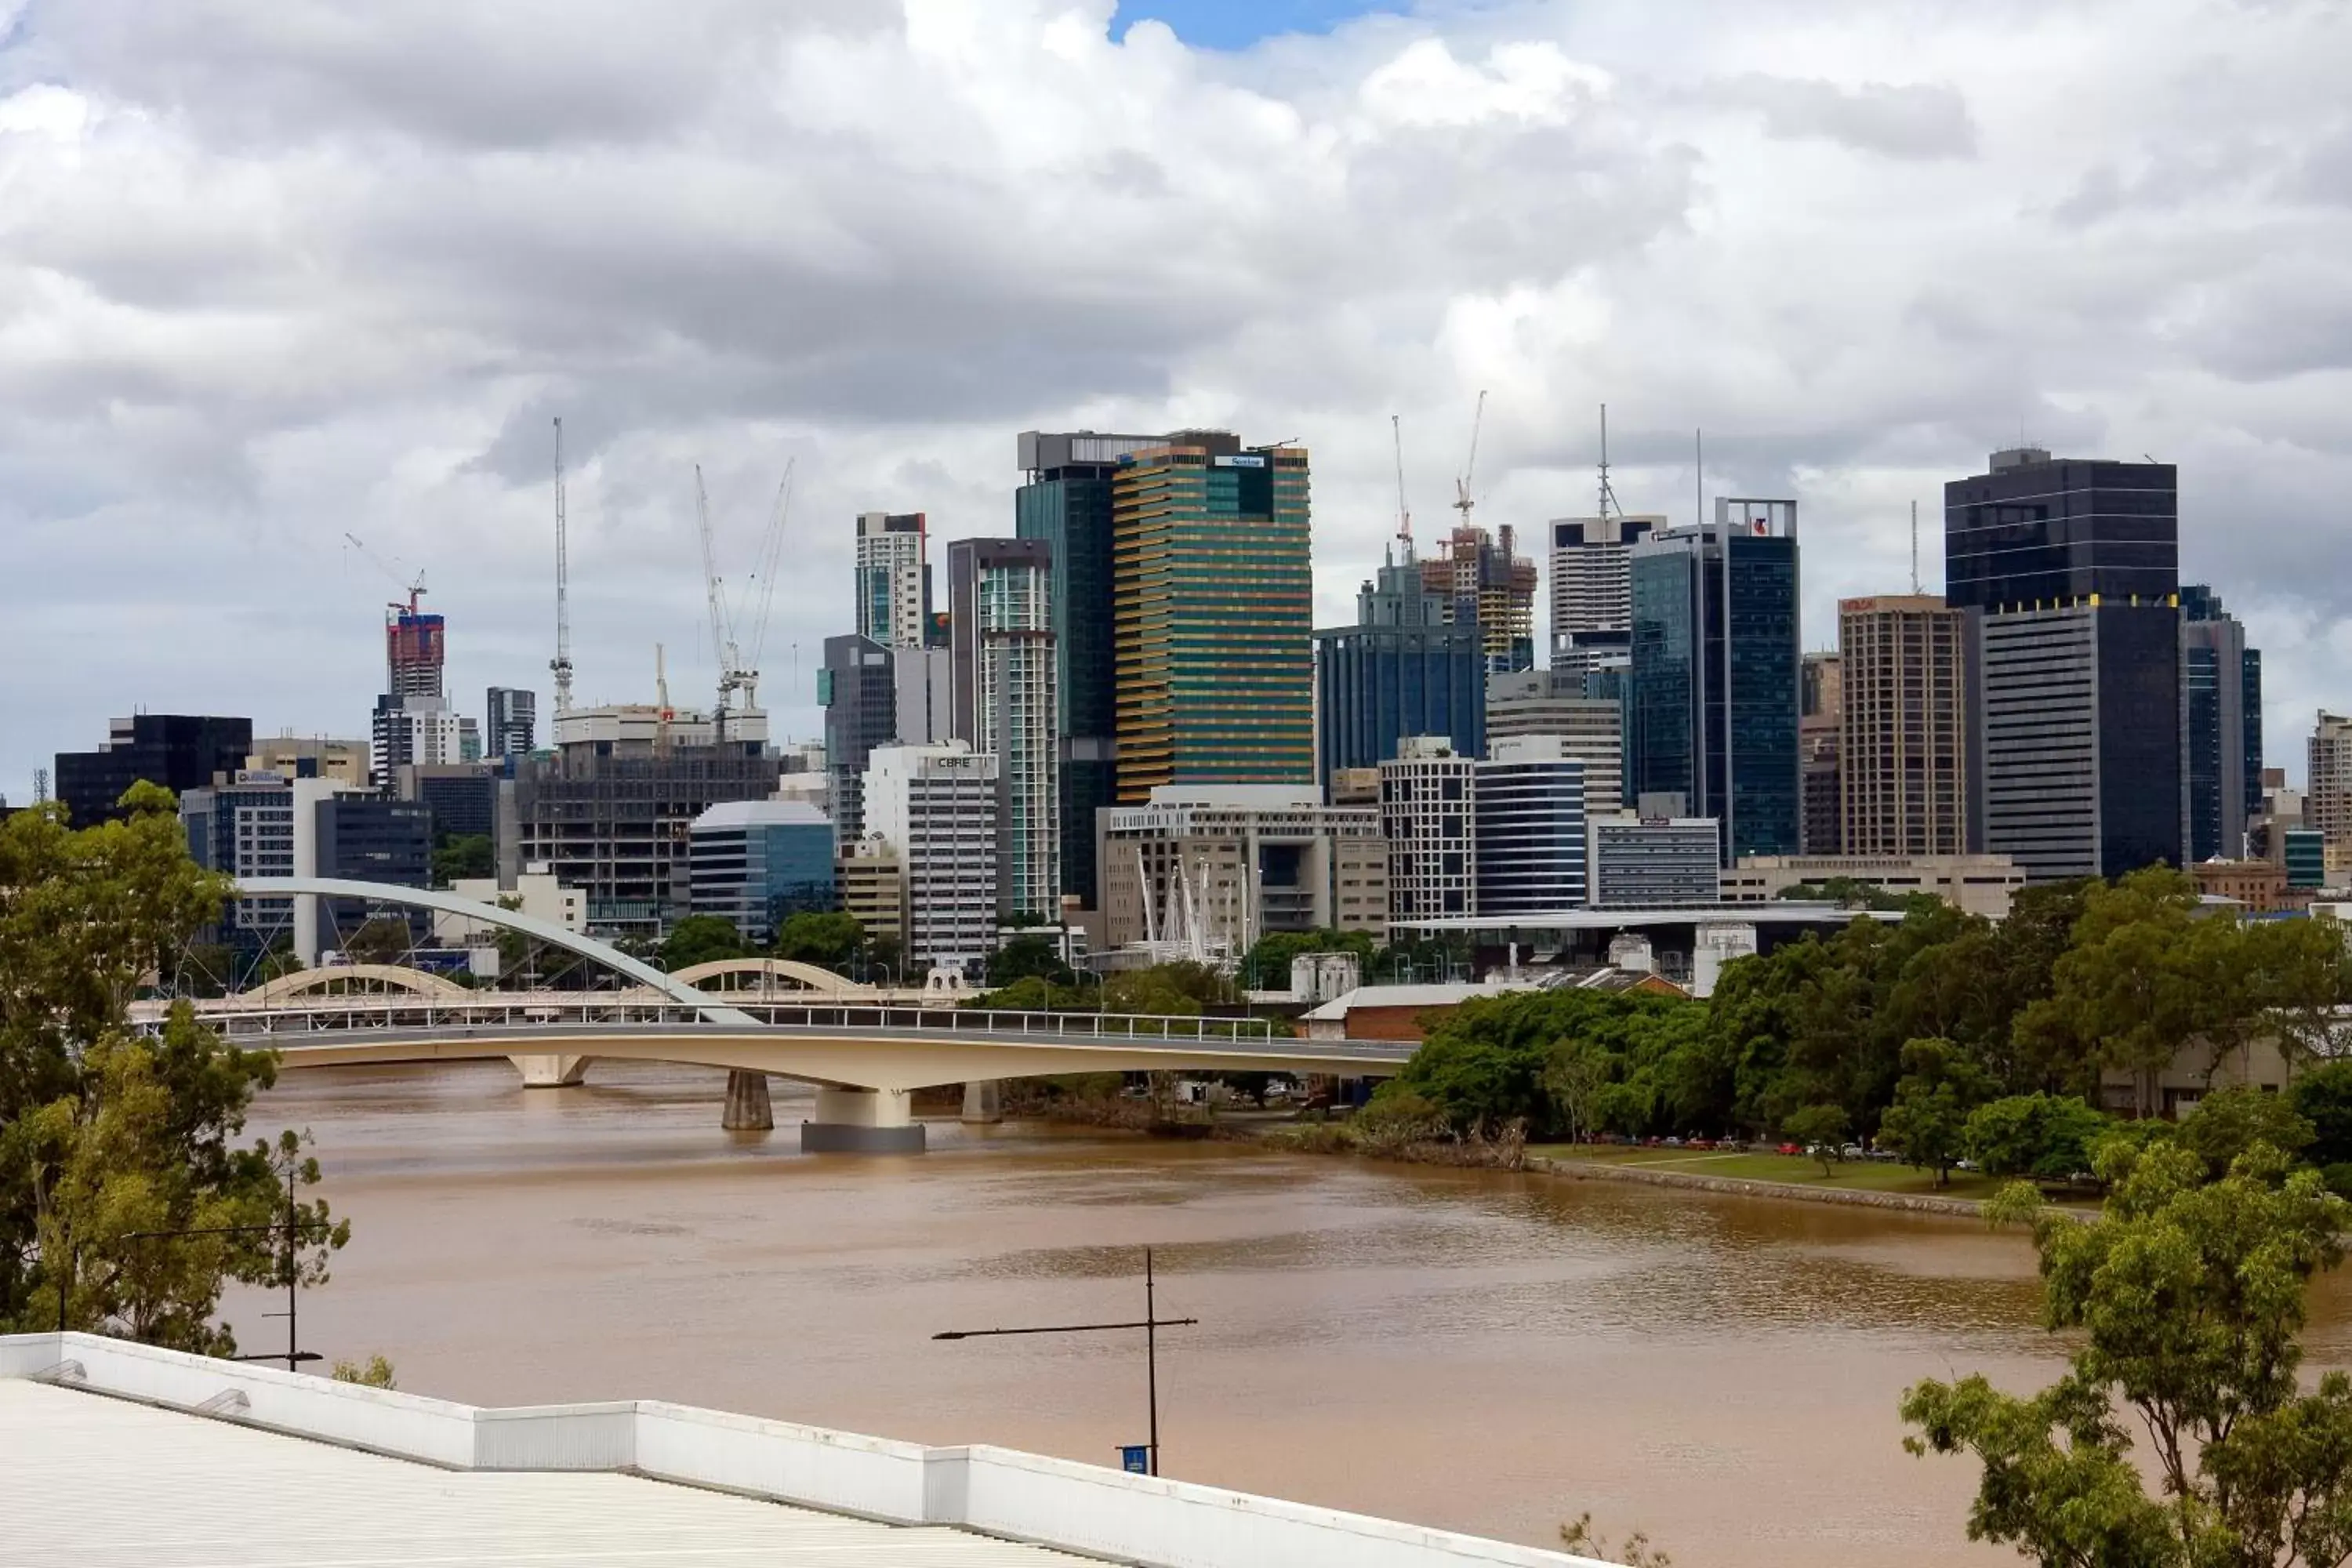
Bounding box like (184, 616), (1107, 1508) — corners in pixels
(1598, 403), (1622, 521)
(1910, 499), (1920, 594)
(550, 417), (575, 715)
(1391, 414), (1414, 561)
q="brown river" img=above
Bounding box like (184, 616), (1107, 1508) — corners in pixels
(218, 1060), (2352, 1568)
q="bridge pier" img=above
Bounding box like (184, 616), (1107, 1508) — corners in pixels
(802, 1087), (925, 1154)
(722, 1069), (774, 1131)
(510, 1054), (590, 1088)
(960, 1080), (1003, 1124)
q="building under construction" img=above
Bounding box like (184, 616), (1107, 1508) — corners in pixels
(1419, 524), (1537, 676)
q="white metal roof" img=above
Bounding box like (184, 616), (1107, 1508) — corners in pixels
(1301, 982), (1526, 1020)
(0, 1378), (1083, 1568)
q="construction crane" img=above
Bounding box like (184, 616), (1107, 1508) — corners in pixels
(654, 643), (673, 754)
(342, 532), (426, 615)
(692, 459), (797, 742)
(1452, 388), (1487, 527)
(550, 417), (575, 715)
(1390, 414), (1414, 561)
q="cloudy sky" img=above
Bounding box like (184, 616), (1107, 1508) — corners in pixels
(4, 0), (2349, 804)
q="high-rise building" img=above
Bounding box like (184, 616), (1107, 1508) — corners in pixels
(1421, 524), (1538, 675)
(486, 688), (537, 758)
(1017, 430), (1162, 908)
(1314, 557), (1484, 788)
(1628, 500), (1802, 866)
(183, 774), (356, 961)
(2310, 711), (2352, 859)
(1587, 815), (1721, 909)
(245, 733), (372, 787)
(1097, 786), (1386, 950)
(855, 511), (932, 651)
(2180, 585), (2262, 862)
(371, 694), (464, 785)
(862, 742), (1000, 973)
(1484, 670), (1623, 818)
(1799, 652), (1843, 856)
(1549, 514), (1663, 668)
(688, 800), (837, 943)
(1379, 736), (1476, 920)
(56, 714), (253, 829)
(385, 601), (445, 700)
(314, 794), (434, 949)
(949, 538), (1061, 920)
(1112, 432), (1312, 800)
(819, 633), (897, 838)
(1838, 596), (1967, 857)
(1475, 737), (1588, 914)
(1945, 448), (2181, 880)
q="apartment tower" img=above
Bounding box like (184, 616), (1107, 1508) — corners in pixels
(949, 537), (1061, 921)
(1837, 595), (1967, 857)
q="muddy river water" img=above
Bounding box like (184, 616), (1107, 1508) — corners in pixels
(222, 1060), (2352, 1568)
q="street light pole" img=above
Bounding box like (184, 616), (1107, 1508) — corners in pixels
(932, 1246), (1196, 1476)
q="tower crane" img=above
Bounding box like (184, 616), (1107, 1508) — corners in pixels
(693, 459), (796, 743)
(550, 417), (575, 715)
(1452, 388), (1487, 528)
(342, 532), (426, 615)
(1391, 414), (1414, 562)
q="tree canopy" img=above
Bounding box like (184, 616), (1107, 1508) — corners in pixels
(0, 786), (346, 1349)
(659, 914), (751, 972)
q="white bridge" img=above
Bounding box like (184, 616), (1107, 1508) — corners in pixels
(165, 877), (1414, 1151)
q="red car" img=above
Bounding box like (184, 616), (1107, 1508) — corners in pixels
(1776, 1142), (1802, 1156)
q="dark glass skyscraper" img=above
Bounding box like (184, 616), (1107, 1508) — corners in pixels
(1628, 502), (1801, 865)
(56, 713), (253, 829)
(1945, 448), (2181, 880)
(2180, 584), (2261, 863)
(1313, 556), (1485, 787)
(1015, 430), (1161, 907)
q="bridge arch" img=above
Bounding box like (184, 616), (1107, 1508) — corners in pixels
(245, 964), (470, 1004)
(668, 957), (876, 996)
(230, 877), (756, 1025)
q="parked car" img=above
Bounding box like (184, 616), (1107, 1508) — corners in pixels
(1776, 1142), (1802, 1156)
(1661, 1137), (1682, 1148)
(1686, 1137), (1715, 1151)
(1841, 1144), (1866, 1160)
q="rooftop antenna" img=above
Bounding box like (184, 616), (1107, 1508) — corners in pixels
(550, 417), (575, 715)
(1693, 428), (1704, 530)
(1390, 414), (1414, 562)
(1597, 404), (1624, 522)
(1910, 500), (1921, 594)
(1452, 389), (1487, 529)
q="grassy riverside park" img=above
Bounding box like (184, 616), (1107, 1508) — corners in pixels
(1523, 1143), (2030, 1203)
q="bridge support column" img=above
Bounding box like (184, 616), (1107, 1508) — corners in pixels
(960, 1080), (1003, 1124)
(510, 1054), (589, 1088)
(802, 1087), (925, 1154)
(722, 1069), (774, 1131)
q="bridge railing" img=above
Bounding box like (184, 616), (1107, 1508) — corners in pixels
(143, 999), (1288, 1047)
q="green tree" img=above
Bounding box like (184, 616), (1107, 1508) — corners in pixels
(1240, 928), (1374, 991)
(429, 833), (493, 888)
(1962, 1093), (2111, 1182)
(1544, 1036), (1613, 1145)
(1877, 1037), (1993, 1188)
(659, 914), (750, 972)
(987, 933), (1073, 988)
(2176, 1085), (2315, 1181)
(1102, 962), (1227, 1017)
(0, 787), (347, 1348)
(772, 911), (864, 971)
(1781, 1103), (1850, 1176)
(339, 916), (416, 966)
(1902, 1138), (2352, 1568)
(332, 1353), (397, 1389)
(2292, 1062), (2352, 1168)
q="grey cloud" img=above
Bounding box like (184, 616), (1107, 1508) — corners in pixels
(1712, 74), (1976, 162)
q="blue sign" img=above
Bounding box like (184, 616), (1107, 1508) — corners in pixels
(1119, 1445), (1150, 1474)
(1212, 453), (1266, 468)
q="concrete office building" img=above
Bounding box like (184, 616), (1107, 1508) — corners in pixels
(1628, 501), (1802, 866)
(688, 800), (836, 943)
(836, 836), (908, 957)
(2180, 586), (2262, 863)
(513, 729), (782, 938)
(485, 688), (536, 758)
(855, 511), (933, 651)
(1548, 513), (1662, 668)
(1315, 557), (1485, 786)
(1112, 432), (1313, 800)
(1838, 596), (1966, 858)
(1487, 669), (1625, 818)
(1380, 737), (1476, 920)
(1421, 524), (1538, 675)
(183, 777), (429, 961)
(862, 742), (1000, 974)
(245, 733), (371, 787)
(56, 713), (252, 829)
(1947, 448), (2182, 880)
(1476, 737), (1588, 914)
(371, 694), (463, 785)
(1722, 852), (2024, 920)
(1097, 786), (1386, 950)
(1016, 430), (1163, 908)
(2311, 711), (2352, 861)
(1799, 652), (1842, 855)
(949, 538), (1061, 920)
(1587, 815), (1722, 909)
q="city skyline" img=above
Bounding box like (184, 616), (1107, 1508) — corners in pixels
(5, 2), (2350, 805)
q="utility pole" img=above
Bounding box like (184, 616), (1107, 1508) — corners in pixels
(118, 1164), (335, 1371)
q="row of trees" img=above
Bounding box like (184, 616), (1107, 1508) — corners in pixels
(1374, 869), (2352, 1177)
(0, 786), (346, 1349)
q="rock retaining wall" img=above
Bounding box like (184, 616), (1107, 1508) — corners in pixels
(1522, 1155), (1991, 1218)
